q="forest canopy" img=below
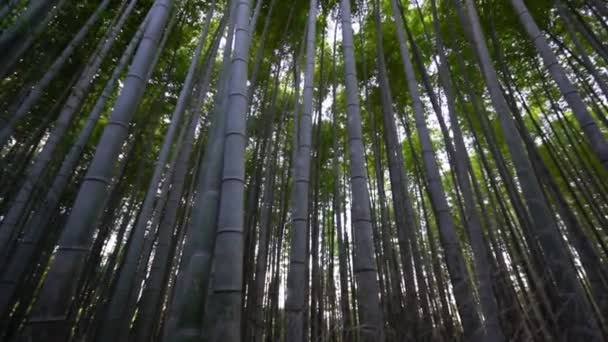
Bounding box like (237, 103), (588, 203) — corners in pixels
(0, 0), (607, 341)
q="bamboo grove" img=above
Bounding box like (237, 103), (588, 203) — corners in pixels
(0, 0), (607, 340)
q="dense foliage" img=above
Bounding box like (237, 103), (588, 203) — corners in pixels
(0, 0), (607, 340)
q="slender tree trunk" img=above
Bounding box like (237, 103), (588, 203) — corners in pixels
(252, 123), (281, 342)
(0, 0), (112, 146)
(165, 5), (234, 340)
(429, 0), (505, 340)
(0, 10), (150, 322)
(0, 0), (61, 77)
(0, 0), (139, 260)
(456, 0), (602, 339)
(508, 0), (608, 170)
(392, 1), (484, 340)
(97, 7), (212, 340)
(202, 0), (253, 339)
(330, 21), (352, 340)
(17, 1), (174, 339)
(284, 1), (317, 342)
(339, 0), (385, 339)
(132, 79), (203, 341)
(371, 5), (418, 340)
